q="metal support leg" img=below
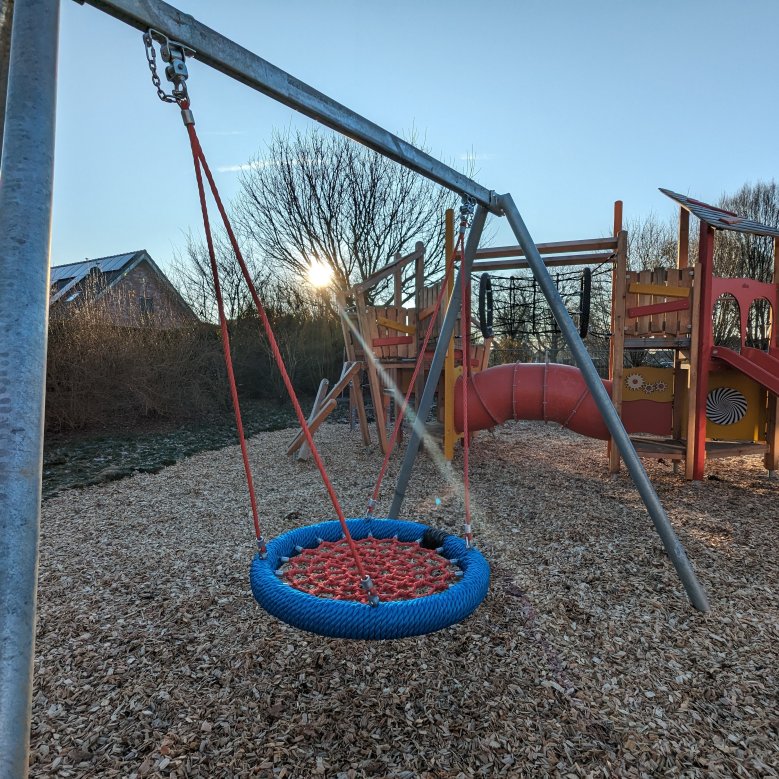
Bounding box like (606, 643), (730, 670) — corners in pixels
(389, 205), (488, 519)
(0, 0), (60, 775)
(0, 0), (14, 166)
(500, 193), (709, 612)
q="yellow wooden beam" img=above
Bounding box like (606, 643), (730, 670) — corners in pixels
(376, 316), (416, 334)
(627, 282), (690, 298)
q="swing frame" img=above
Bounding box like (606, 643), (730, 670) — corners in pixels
(1, 0), (709, 771)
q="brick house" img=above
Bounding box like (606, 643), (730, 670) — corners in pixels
(50, 250), (198, 328)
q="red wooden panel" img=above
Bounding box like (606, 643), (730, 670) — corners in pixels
(372, 336), (414, 347)
(627, 298), (689, 319)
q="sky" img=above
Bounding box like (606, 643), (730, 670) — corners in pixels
(51, 0), (779, 274)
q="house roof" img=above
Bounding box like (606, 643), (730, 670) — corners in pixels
(50, 251), (146, 304)
(50, 250), (197, 320)
(50, 252), (141, 286)
(660, 188), (779, 239)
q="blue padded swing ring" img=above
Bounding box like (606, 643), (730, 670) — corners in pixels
(250, 518), (490, 640)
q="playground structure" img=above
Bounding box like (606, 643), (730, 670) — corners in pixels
(335, 206), (621, 458)
(0, 0), (713, 773)
(336, 213), (493, 458)
(611, 188), (779, 480)
(336, 193), (779, 481)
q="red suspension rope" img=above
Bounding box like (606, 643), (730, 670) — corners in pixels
(460, 251), (473, 548)
(186, 123), (263, 551)
(181, 104), (379, 603)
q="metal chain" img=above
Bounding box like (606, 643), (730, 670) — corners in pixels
(459, 195), (476, 234)
(142, 29), (192, 105)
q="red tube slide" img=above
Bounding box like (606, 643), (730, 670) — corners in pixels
(454, 363), (613, 440)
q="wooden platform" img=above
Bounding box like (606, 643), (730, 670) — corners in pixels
(630, 436), (768, 461)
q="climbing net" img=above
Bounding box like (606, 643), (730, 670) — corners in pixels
(486, 263), (612, 340)
(279, 536), (459, 603)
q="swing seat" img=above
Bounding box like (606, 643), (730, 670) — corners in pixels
(250, 518), (490, 640)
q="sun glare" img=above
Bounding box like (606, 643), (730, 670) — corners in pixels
(307, 259), (333, 289)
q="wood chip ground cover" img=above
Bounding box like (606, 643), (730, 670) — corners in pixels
(33, 421), (779, 778)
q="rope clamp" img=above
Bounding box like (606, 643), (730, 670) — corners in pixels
(360, 576), (380, 607)
(366, 498), (377, 517)
(256, 537), (267, 559)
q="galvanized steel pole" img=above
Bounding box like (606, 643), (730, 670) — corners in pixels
(0, 0), (60, 775)
(389, 205), (488, 520)
(79, 0), (500, 213)
(499, 193), (709, 612)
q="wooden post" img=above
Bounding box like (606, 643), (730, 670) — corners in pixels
(687, 222), (715, 480)
(393, 257), (402, 308)
(765, 238), (779, 474)
(677, 207), (690, 269)
(288, 362), (367, 456)
(413, 242), (426, 413)
(337, 290), (371, 446)
(351, 371), (371, 446)
(295, 378), (329, 461)
(613, 200), (623, 237)
(609, 229), (627, 473)
(685, 261), (702, 479)
(355, 289), (389, 453)
(443, 209), (458, 460)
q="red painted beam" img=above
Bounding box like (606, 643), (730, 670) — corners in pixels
(372, 336), (414, 347)
(627, 298), (689, 319)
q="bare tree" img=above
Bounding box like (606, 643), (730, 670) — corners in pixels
(714, 181), (778, 347)
(171, 230), (267, 322)
(626, 212), (678, 271)
(716, 180), (778, 282)
(233, 127), (460, 300)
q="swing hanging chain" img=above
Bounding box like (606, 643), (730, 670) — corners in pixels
(458, 196), (476, 236)
(142, 28), (194, 106)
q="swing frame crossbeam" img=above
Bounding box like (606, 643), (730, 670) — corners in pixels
(0, 0), (708, 774)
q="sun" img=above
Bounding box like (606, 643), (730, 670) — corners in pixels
(307, 259), (333, 289)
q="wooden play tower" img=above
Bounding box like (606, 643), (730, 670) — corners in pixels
(609, 188), (779, 480)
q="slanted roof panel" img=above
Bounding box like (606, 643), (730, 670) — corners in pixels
(660, 188), (779, 238)
(50, 252), (141, 282)
(50, 251), (142, 303)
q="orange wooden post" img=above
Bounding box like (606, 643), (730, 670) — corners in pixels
(613, 200), (623, 237)
(413, 243), (426, 413)
(355, 289), (389, 453)
(677, 207), (690, 269)
(609, 229), (627, 473)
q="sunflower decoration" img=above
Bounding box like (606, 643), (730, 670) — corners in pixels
(625, 373), (645, 391)
(654, 380), (668, 393)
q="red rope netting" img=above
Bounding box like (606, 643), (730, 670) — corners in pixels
(279, 537), (459, 603)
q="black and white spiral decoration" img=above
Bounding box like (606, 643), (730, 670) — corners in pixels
(706, 387), (747, 426)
